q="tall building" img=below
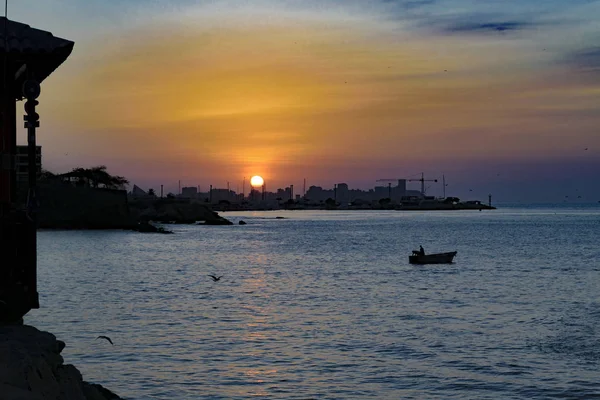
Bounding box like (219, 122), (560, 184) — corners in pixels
(336, 183), (349, 204)
(15, 145), (41, 185)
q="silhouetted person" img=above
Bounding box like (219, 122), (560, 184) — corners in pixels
(419, 245), (425, 256)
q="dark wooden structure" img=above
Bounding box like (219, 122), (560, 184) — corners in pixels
(0, 18), (73, 322)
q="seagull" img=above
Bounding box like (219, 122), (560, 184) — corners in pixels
(96, 336), (114, 345)
(584, 148), (588, 151)
(208, 275), (222, 282)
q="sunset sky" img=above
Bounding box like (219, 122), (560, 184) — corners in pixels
(12, 0), (600, 201)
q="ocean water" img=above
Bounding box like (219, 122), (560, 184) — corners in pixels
(26, 205), (600, 399)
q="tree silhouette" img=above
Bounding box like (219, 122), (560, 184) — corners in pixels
(379, 198), (391, 206)
(148, 188), (156, 196)
(68, 165), (129, 189)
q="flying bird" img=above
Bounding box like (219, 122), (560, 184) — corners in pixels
(208, 275), (222, 282)
(584, 148), (588, 151)
(96, 336), (114, 345)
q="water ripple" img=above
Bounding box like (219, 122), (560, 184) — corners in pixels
(27, 208), (600, 399)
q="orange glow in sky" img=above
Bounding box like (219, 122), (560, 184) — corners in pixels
(11, 0), (600, 200)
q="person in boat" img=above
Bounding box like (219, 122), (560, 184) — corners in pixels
(419, 245), (425, 256)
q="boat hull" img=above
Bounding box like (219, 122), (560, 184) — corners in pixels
(409, 251), (457, 265)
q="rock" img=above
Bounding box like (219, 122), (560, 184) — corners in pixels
(238, 220), (247, 225)
(82, 383), (121, 400)
(133, 221), (173, 234)
(0, 324), (122, 400)
(202, 218), (233, 226)
(130, 199), (229, 225)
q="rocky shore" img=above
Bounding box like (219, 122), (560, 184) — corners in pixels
(130, 199), (232, 225)
(0, 323), (122, 400)
(35, 183), (233, 230)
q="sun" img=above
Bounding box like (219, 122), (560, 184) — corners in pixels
(250, 175), (264, 187)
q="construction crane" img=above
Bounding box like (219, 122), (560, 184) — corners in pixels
(407, 173), (438, 196)
(375, 179), (399, 198)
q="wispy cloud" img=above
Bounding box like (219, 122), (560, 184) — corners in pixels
(443, 20), (534, 34)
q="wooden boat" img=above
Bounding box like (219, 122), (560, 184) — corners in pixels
(409, 251), (457, 265)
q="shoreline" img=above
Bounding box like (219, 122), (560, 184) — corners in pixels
(0, 323), (122, 400)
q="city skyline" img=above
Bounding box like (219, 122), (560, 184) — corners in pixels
(131, 170), (596, 204)
(9, 0), (600, 202)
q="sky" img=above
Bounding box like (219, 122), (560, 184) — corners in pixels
(10, 0), (600, 201)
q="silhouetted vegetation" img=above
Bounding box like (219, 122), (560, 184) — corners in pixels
(63, 165), (129, 189)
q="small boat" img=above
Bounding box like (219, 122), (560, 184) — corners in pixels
(409, 251), (457, 265)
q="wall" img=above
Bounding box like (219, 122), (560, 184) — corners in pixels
(37, 182), (134, 229)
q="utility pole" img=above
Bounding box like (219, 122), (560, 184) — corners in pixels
(209, 185), (212, 203)
(303, 178), (306, 197)
(443, 175), (446, 198)
(242, 177), (245, 199)
(334, 184), (337, 202)
(488, 194), (492, 207)
(388, 182), (391, 199)
(178, 180), (181, 195)
(160, 185), (163, 198)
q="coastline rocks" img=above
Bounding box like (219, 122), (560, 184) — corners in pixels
(133, 222), (173, 234)
(0, 324), (122, 400)
(238, 220), (247, 225)
(201, 218), (234, 226)
(130, 199), (231, 225)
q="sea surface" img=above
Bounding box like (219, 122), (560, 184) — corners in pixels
(27, 204), (600, 399)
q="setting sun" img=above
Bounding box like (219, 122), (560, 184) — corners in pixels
(250, 175), (264, 187)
